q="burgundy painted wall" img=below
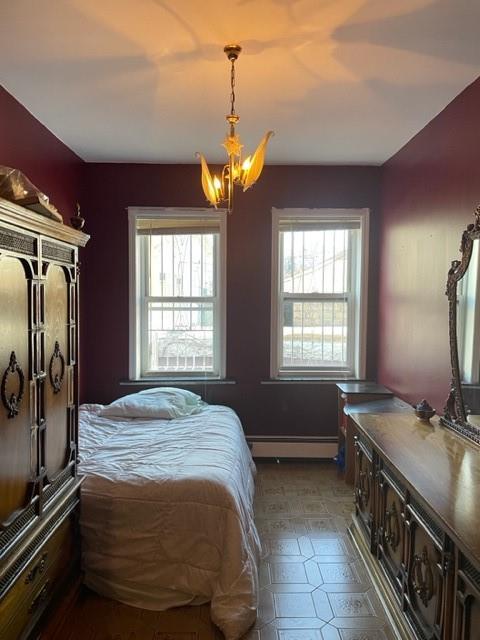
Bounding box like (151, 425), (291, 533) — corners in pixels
(81, 164), (381, 437)
(0, 86), (83, 221)
(378, 77), (480, 411)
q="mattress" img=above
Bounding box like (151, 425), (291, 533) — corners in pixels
(78, 403), (260, 639)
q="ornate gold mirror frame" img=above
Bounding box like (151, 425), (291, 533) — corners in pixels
(441, 205), (480, 445)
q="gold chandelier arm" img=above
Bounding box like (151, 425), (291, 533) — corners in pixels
(196, 153), (220, 207)
(241, 131), (274, 191)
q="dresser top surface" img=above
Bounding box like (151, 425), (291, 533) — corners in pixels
(336, 382), (393, 395)
(353, 413), (480, 561)
(344, 396), (411, 415)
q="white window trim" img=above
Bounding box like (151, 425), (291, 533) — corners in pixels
(270, 207), (369, 380)
(128, 207), (227, 380)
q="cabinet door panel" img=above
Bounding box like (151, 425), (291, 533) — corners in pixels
(44, 264), (69, 480)
(354, 437), (374, 550)
(0, 257), (32, 524)
(454, 554), (480, 640)
(405, 504), (445, 639)
(377, 468), (406, 599)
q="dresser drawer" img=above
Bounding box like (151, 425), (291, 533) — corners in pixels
(0, 514), (76, 640)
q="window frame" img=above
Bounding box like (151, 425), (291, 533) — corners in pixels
(270, 208), (369, 380)
(128, 207), (227, 380)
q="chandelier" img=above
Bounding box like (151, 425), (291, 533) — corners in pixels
(196, 44), (273, 213)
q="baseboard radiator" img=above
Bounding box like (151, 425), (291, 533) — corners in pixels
(248, 436), (338, 459)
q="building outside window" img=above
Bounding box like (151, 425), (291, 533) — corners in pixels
(128, 208), (226, 379)
(270, 208), (369, 379)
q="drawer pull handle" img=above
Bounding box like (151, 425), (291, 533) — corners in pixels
(24, 552), (48, 584)
(29, 580), (50, 614)
(48, 341), (65, 393)
(1, 351), (25, 419)
(384, 501), (400, 552)
(411, 548), (434, 607)
(356, 469), (370, 505)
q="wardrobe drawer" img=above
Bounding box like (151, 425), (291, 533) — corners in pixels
(0, 515), (75, 640)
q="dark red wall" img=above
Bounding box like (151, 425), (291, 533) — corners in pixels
(81, 164), (381, 437)
(0, 86), (83, 221)
(6, 68), (480, 435)
(378, 77), (480, 411)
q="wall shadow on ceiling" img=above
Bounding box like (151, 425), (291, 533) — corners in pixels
(333, 0), (480, 67)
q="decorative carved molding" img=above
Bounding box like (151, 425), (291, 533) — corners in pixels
(384, 501), (400, 552)
(1, 351), (25, 419)
(42, 241), (74, 264)
(441, 205), (480, 445)
(48, 341), (65, 394)
(411, 547), (434, 607)
(0, 228), (36, 256)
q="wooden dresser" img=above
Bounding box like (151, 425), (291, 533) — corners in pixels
(350, 412), (480, 640)
(0, 198), (89, 639)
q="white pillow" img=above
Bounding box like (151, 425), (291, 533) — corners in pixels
(99, 391), (204, 420)
(138, 387), (202, 406)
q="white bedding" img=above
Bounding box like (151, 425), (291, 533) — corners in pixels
(78, 403), (260, 639)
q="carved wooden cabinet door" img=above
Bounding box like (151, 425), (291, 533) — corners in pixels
(453, 552), (480, 640)
(41, 244), (77, 500)
(354, 435), (375, 551)
(0, 254), (35, 533)
(377, 466), (406, 601)
(404, 500), (450, 640)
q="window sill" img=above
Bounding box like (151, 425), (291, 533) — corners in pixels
(120, 378), (236, 386)
(261, 377), (363, 385)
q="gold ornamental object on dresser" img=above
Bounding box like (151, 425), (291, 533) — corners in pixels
(413, 399), (436, 422)
(196, 44), (274, 214)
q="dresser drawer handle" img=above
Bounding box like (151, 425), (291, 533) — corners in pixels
(29, 580), (50, 614)
(24, 552), (48, 584)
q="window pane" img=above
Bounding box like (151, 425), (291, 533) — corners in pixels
(282, 300), (348, 368)
(149, 233), (215, 297)
(281, 229), (348, 294)
(146, 301), (214, 372)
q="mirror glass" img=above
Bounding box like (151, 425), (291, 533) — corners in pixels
(457, 239), (480, 423)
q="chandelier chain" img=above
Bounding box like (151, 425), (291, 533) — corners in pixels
(230, 58), (236, 116)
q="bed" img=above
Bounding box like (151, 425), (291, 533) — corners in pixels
(78, 391), (260, 640)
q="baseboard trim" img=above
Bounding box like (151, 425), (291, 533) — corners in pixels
(248, 436), (337, 459)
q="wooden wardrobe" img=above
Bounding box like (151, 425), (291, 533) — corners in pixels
(0, 197), (89, 639)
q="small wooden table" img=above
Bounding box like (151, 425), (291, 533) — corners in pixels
(336, 382), (411, 484)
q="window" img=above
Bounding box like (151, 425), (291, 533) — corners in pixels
(271, 208), (369, 379)
(129, 208), (226, 379)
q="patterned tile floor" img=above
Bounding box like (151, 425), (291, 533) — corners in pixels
(249, 461), (397, 640)
(52, 461), (397, 640)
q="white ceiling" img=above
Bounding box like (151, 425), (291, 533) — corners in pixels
(1, 0), (479, 165)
